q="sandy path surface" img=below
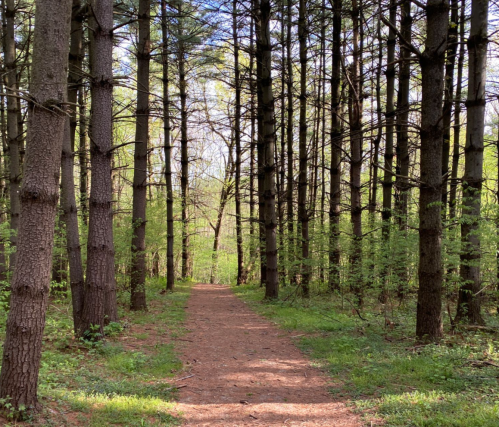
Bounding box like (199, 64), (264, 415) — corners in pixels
(175, 283), (361, 426)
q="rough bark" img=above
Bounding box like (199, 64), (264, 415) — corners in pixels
(161, 0), (174, 291)
(260, 0), (278, 299)
(80, 0), (118, 337)
(416, 0), (449, 341)
(455, 0), (488, 325)
(0, 0), (71, 410)
(130, 0), (150, 311)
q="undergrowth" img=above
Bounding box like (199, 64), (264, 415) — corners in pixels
(233, 283), (499, 427)
(0, 278), (191, 427)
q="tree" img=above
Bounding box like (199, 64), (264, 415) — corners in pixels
(455, 0), (489, 325)
(0, 0), (72, 410)
(328, 0), (342, 291)
(62, 0), (85, 333)
(80, 0), (118, 337)
(416, 0), (449, 341)
(3, 0), (21, 272)
(161, 0), (174, 291)
(130, 0), (151, 311)
(259, 0), (278, 299)
(298, 0), (310, 297)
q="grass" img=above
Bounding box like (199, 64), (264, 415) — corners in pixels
(0, 277), (192, 426)
(233, 283), (499, 427)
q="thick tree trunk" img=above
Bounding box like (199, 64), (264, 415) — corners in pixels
(3, 0), (21, 271)
(130, 0), (150, 311)
(455, 0), (488, 325)
(161, 0), (174, 291)
(233, 0), (244, 285)
(298, 0), (309, 296)
(62, 0), (85, 333)
(329, 0), (342, 292)
(80, 0), (118, 337)
(416, 0), (449, 341)
(260, 0), (278, 299)
(0, 0), (71, 410)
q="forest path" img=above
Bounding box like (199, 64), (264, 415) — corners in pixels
(175, 283), (360, 426)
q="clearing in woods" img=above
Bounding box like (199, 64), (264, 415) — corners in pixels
(175, 283), (360, 426)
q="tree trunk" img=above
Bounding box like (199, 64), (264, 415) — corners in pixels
(233, 0), (244, 285)
(298, 0), (309, 297)
(0, 0), (71, 410)
(130, 0), (150, 311)
(449, 0), (465, 220)
(348, 0), (363, 304)
(394, 0), (412, 298)
(62, 0), (85, 333)
(379, 0), (396, 301)
(328, 0), (342, 292)
(161, 0), (174, 291)
(78, 87), (88, 226)
(3, 0), (21, 272)
(260, 0), (278, 299)
(255, 0), (266, 287)
(455, 0), (488, 325)
(178, 6), (192, 280)
(441, 0), (459, 220)
(80, 0), (118, 337)
(286, 0), (295, 285)
(416, 0), (449, 341)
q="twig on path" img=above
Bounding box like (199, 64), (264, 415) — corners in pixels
(176, 374), (195, 381)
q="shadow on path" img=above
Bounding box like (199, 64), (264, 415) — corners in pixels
(175, 283), (361, 426)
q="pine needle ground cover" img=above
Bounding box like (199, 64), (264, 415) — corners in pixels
(233, 284), (499, 427)
(0, 279), (192, 427)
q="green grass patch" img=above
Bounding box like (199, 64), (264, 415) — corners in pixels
(233, 284), (499, 426)
(0, 279), (192, 426)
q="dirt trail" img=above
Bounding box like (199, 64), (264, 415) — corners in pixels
(175, 283), (360, 426)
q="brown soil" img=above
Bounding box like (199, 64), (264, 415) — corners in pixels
(175, 283), (361, 426)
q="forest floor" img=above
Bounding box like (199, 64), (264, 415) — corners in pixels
(175, 282), (359, 426)
(2, 279), (499, 426)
